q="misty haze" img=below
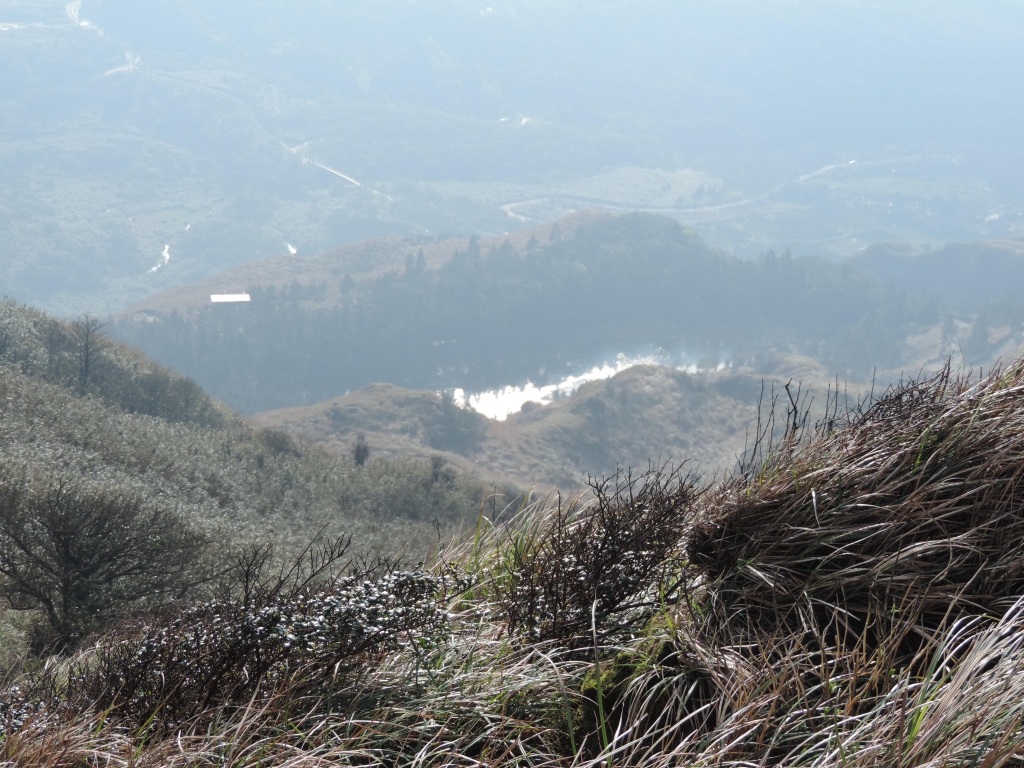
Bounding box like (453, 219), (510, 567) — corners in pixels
(2, 1), (1024, 763)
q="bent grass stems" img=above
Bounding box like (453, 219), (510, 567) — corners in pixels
(9, 361), (1024, 763)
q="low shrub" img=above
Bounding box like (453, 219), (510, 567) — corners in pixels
(9, 361), (1024, 765)
(14, 539), (454, 732)
(495, 465), (695, 642)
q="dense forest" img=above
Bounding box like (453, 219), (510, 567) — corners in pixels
(114, 214), (936, 414)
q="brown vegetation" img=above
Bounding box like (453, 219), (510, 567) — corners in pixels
(253, 365), (780, 489)
(6, 359), (1024, 764)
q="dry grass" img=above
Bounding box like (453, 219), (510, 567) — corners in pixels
(5, 360), (1024, 765)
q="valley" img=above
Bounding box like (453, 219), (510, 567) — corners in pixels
(110, 209), (1024, 492)
(5, 3), (1024, 761)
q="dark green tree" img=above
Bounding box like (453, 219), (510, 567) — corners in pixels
(70, 315), (109, 396)
(353, 434), (371, 466)
(0, 479), (209, 650)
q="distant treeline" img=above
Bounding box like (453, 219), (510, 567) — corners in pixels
(0, 302), (223, 427)
(115, 214), (936, 414)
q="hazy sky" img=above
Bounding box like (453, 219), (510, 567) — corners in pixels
(70, 0), (1024, 156)
(3, 0), (1024, 311)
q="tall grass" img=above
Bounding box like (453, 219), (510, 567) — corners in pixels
(5, 361), (1024, 765)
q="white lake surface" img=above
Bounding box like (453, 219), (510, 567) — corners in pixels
(453, 354), (728, 420)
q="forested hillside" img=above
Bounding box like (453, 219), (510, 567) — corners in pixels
(0, 300), (508, 655)
(120, 213), (585, 317)
(851, 237), (1024, 302)
(113, 213), (933, 414)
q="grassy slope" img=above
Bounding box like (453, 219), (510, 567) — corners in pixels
(252, 366), (760, 489)
(7, 360), (1024, 764)
(0, 298), (508, 572)
(253, 358), (842, 490)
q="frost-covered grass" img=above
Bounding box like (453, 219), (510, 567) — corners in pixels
(5, 360), (1024, 765)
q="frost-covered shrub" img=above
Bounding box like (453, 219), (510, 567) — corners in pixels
(0, 683), (41, 737)
(497, 466), (694, 641)
(53, 560), (452, 728)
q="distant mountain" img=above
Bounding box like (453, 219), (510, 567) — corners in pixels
(253, 360), (843, 490)
(850, 238), (1024, 301)
(113, 212), (934, 415)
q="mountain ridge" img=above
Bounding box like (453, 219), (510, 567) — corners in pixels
(850, 236), (1024, 301)
(121, 212), (611, 318)
(251, 361), (841, 490)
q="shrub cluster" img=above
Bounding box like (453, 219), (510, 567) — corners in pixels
(76, 576), (445, 728)
(496, 466), (693, 641)
(9, 360), (1024, 765)
(0, 475), (208, 651)
(12, 541), (456, 732)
